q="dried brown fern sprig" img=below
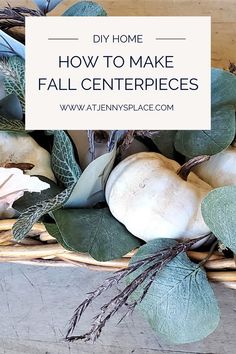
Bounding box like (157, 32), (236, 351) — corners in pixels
(0, 6), (42, 31)
(66, 234), (209, 343)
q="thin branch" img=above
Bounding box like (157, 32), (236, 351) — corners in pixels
(65, 234), (209, 343)
(229, 62), (236, 75)
(107, 130), (118, 152)
(118, 130), (135, 153)
(87, 130), (95, 161)
(118, 130), (159, 154)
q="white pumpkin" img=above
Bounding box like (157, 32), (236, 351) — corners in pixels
(193, 146), (236, 187)
(0, 132), (56, 182)
(106, 152), (212, 242)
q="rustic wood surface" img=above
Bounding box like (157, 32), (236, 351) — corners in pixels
(0, 263), (235, 354)
(0, 0), (235, 68)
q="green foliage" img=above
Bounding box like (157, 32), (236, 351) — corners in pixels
(13, 131), (81, 240)
(151, 131), (177, 158)
(13, 186), (74, 241)
(128, 239), (220, 344)
(65, 146), (116, 208)
(201, 186), (236, 253)
(3, 56), (25, 111)
(51, 130), (82, 187)
(44, 222), (74, 251)
(0, 115), (24, 132)
(52, 207), (141, 261)
(63, 1), (107, 16)
(13, 176), (63, 213)
(174, 69), (236, 157)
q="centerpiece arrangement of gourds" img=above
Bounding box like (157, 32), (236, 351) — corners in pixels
(0, 0), (236, 346)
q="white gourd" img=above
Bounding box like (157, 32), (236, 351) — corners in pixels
(106, 152), (212, 242)
(0, 132), (56, 182)
(193, 146), (236, 187)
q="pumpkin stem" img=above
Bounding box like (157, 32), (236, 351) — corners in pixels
(177, 155), (210, 181)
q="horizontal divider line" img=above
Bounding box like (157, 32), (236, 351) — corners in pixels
(156, 38), (186, 40)
(48, 38), (79, 41)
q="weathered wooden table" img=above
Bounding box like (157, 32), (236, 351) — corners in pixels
(0, 263), (235, 354)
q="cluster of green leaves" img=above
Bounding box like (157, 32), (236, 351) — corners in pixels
(11, 129), (140, 261)
(0, 56), (25, 111)
(0, 1), (233, 345)
(151, 69), (236, 159)
(127, 239), (220, 344)
(202, 186), (236, 253)
(33, 0), (107, 16)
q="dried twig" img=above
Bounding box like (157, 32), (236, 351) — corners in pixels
(229, 62), (236, 75)
(118, 130), (135, 153)
(118, 130), (158, 154)
(0, 6), (42, 31)
(66, 234), (209, 343)
(107, 130), (118, 151)
(87, 130), (95, 161)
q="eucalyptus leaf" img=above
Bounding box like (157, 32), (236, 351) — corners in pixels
(63, 1), (107, 16)
(0, 30), (25, 58)
(52, 208), (141, 261)
(0, 94), (23, 120)
(175, 105), (235, 157)
(175, 68), (236, 158)
(0, 115), (24, 132)
(13, 185), (74, 241)
(212, 68), (236, 107)
(13, 131), (82, 240)
(44, 222), (74, 251)
(201, 186), (236, 253)
(33, 0), (63, 13)
(51, 131), (82, 187)
(3, 56), (25, 111)
(128, 239), (220, 344)
(151, 131), (177, 158)
(13, 176), (63, 213)
(65, 145), (116, 208)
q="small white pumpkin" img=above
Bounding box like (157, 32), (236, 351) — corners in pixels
(193, 146), (236, 187)
(0, 132), (56, 182)
(106, 152), (212, 242)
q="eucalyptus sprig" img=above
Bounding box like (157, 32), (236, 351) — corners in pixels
(66, 234), (210, 343)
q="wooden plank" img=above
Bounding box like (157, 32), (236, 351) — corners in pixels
(0, 263), (235, 353)
(0, 0), (235, 67)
